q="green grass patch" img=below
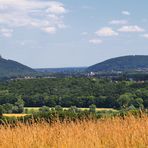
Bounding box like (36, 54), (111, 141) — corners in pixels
(24, 107), (117, 114)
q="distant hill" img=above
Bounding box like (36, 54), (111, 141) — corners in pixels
(0, 57), (36, 78)
(87, 55), (148, 72)
(35, 67), (87, 73)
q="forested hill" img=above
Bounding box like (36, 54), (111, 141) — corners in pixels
(87, 55), (148, 72)
(35, 67), (87, 73)
(0, 57), (35, 78)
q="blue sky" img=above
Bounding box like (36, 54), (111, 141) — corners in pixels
(0, 0), (148, 68)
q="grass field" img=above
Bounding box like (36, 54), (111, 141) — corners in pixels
(3, 107), (117, 117)
(0, 115), (148, 148)
(24, 107), (117, 112)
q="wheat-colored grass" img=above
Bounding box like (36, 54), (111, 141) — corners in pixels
(0, 115), (148, 148)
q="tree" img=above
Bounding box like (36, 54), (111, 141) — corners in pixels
(69, 106), (78, 113)
(14, 99), (25, 113)
(136, 89), (148, 108)
(55, 105), (63, 112)
(39, 106), (50, 113)
(130, 98), (144, 109)
(2, 103), (14, 113)
(117, 93), (133, 108)
(89, 104), (96, 113)
(44, 96), (56, 107)
(0, 105), (4, 116)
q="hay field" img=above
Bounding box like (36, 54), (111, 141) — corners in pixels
(0, 115), (148, 148)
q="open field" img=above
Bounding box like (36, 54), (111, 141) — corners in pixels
(78, 108), (117, 111)
(24, 107), (117, 112)
(3, 108), (117, 117)
(0, 115), (148, 148)
(24, 107), (40, 112)
(3, 114), (28, 117)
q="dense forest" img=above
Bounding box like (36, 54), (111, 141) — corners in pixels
(0, 56), (36, 78)
(88, 55), (148, 72)
(0, 78), (148, 113)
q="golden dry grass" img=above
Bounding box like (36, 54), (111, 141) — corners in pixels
(0, 115), (148, 148)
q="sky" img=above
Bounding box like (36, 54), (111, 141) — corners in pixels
(0, 0), (148, 68)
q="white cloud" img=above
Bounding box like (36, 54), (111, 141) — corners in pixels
(142, 34), (148, 39)
(96, 27), (118, 37)
(0, 28), (13, 37)
(89, 39), (103, 45)
(42, 27), (56, 34)
(0, 0), (67, 36)
(46, 3), (66, 14)
(109, 20), (128, 25)
(118, 25), (145, 32)
(122, 11), (130, 16)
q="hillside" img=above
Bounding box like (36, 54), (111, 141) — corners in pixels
(0, 57), (36, 78)
(87, 55), (148, 72)
(35, 67), (87, 73)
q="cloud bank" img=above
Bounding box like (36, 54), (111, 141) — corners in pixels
(0, 0), (67, 37)
(109, 20), (128, 25)
(96, 27), (118, 37)
(118, 25), (144, 32)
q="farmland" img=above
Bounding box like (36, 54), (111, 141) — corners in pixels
(24, 107), (117, 112)
(0, 0), (148, 147)
(2, 107), (117, 118)
(0, 115), (148, 148)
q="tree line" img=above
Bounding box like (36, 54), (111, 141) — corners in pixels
(0, 78), (148, 113)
